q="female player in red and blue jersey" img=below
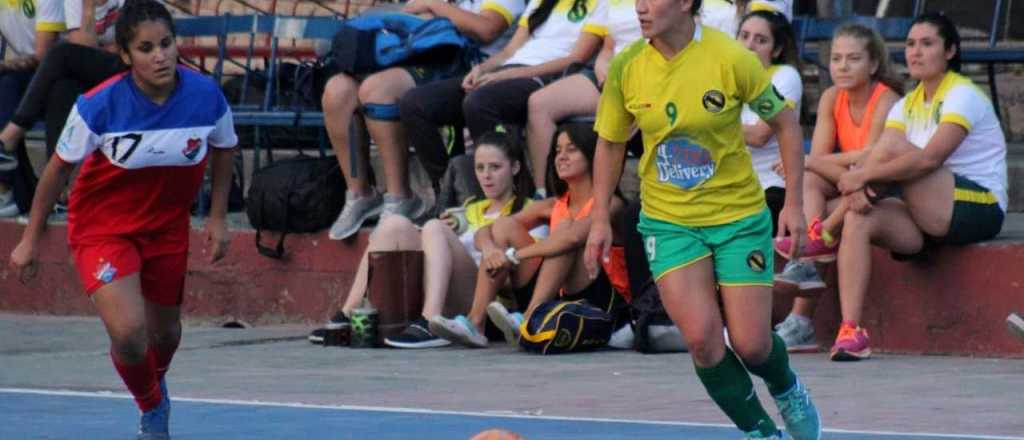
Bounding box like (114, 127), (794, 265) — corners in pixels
(9, 1), (237, 438)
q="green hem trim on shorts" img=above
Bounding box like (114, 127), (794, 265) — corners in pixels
(653, 252), (713, 283)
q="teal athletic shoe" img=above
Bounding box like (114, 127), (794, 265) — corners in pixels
(773, 378), (821, 440)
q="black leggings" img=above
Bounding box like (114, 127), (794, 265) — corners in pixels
(10, 43), (126, 154)
(462, 76), (549, 142)
(399, 76), (467, 183)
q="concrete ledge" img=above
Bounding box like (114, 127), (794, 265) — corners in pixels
(2, 216), (1023, 357)
(0, 219), (367, 325)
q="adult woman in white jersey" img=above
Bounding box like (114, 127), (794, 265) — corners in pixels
(831, 13), (1008, 361)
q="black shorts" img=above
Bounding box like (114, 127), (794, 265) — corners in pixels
(562, 270), (628, 328)
(892, 174), (1004, 261)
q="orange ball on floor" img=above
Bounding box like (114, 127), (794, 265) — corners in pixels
(469, 428), (526, 440)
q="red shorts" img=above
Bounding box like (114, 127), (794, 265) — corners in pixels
(70, 227), (189, 306)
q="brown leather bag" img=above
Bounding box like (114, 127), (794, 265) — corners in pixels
(366, 250), (425, 344)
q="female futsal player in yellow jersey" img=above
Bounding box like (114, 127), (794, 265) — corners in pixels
(584, 0), (820, 438)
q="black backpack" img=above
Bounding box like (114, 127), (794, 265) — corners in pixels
(246, 154), (346, 259)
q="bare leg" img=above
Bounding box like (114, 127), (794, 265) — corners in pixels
(322, 73), (372, 196)
(721, 285), (774, 365)
(657, 257), (724, 366)
(420, 219), (477, 318)
(0, 123), (27, 152)
(837, 199), (924, 323)
(466, 217), (542, 332)
(340, 216), (422, 315)
(802, 170), (839, 224)
(522, 219), (591, 317)
(358, 68), (418, 199)
(526, 74), (600, 190)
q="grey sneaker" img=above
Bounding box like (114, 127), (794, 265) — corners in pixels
(486, 302), (523, 345)
(328, 190), (382, 240)
(774, 314), (818, 353)
(380, 193), (426, 220)
(774, 261), (826, 290)
(0, 190), (19, 217)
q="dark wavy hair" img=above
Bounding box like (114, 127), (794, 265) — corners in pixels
(115, 0), (176, 53)
(474, 131), (535, 214)
(545, 122), (597, 197)
(738, 10), (800, 68)
(909, 12), (961, 73)
(527, 0), (588, 35)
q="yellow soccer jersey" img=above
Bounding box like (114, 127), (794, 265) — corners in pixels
(595, 24), (787, 227)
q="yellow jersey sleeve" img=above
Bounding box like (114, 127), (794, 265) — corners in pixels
(594, 43), (642, 143)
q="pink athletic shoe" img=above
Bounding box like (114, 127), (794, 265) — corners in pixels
(830, 321), (871, 361)
(774, 218), (838, 262)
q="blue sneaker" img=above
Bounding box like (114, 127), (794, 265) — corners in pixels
(138, 381), (170, 439)
(428, 315), (488, 348)
(773, 379), (821, 440)
(774, 261), (826, 291)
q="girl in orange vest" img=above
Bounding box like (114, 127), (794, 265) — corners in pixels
(772, 24), (901, 353)
(430, 122), (630, 348)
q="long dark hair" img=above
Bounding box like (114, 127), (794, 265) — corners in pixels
(545, 122), (597, 197)
(834, 23), (904, 94)
(909, 12), (961, 73)
(527, 0), (589, 35)
(738, 10), (800, 68)
(115, 0), (176, 53)
(474, 131), (535, 214)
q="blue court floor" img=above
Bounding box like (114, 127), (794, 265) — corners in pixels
(1, 389), (1019, 440)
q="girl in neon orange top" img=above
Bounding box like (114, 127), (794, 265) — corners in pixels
(772, 24), (901, 352)
(429, 122), (629, 348)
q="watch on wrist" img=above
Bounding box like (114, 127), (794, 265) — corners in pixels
(504, 247), (520, 265)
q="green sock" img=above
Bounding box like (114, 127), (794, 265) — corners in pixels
(695, 348), (778, 435)
(745, 333), (798, 396)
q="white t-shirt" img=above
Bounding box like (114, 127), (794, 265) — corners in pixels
(742, 64), (801, 189)
(504, 0), (599, 67)
(64, 0), (123, 47)
(701, 0), (794, 37)
(456, 0), (526, 56)
(700, 0), (739, 36)
(458, 215), (549, 266)
(0, 0), (40, 56)
(582, 0), (640, 55)
(885, 72), (1008, 211)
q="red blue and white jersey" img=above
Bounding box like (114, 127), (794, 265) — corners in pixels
(56, 66), (238, 239)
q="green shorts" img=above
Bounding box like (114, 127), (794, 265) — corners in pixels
(638, 208), (774, 286)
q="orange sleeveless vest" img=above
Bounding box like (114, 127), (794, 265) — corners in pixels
(550, 194), (632, 301)
(834, 82), (891, 153)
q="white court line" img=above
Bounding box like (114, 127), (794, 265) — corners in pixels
(1, 387), (1021, 440)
